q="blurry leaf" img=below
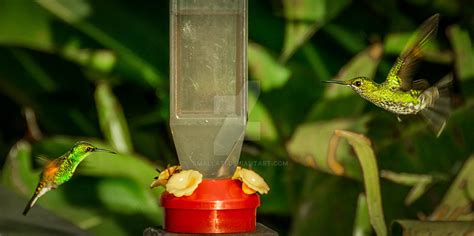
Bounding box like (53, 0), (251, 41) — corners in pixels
(0, 187), (91, 235)
(77, 145), (163, 224)
(353, 194), (372, 236)
(10, 49), (57, 92)
(323, 24), (367, 54)
(81, 153), (159, 194)
(62, 41), (117, 74)
(95, 82), (134, 154)
(302, 43), (332, 81)
(98, 178), (159, 216)
(333, 130), (387, 236)
(325, 44), (383, 98)
(306, 44), (382, 121)
(283, 0), (324, 21)
(391, 220), (474, 236)
(384, 33), (412, 55)
(281, 23), (320, 63)
(242, 154), (292, 215)
(1, 140), (38, 195)
(248, 42), (291, 91)
(24, 107), (44, 140)
(428, 155), (474, 221)
(433, 0), (460, 16)
(36, 0), (91, 23)
(37, 0), (165, 89)
(89, 50), (116, 73)
(286, 119), (369, 179)
(384, 33), (453, 64)
(290, 174), (360, 236)
(447, 25), (474, 81)
(0, 1), (53, 51)
(280, 0), (350, 62)
(246, 86), (279, 144)
(381, 170), (447, 205)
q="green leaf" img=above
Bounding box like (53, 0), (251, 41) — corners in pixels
(95, 82), (134, 154)
(384, 33), (412, 55)
(353, 194), (372, 236)
(428, 155), (474, 220)
(36, 0), (91, 23)
(325, 44), (383, 99)
(62, 41), (117, 74)
(97, 178), (159, 216)
(240, 153), (291, 215)
(280, 23), (320, 63)
(286, 119), (369, 179)
(392, 220), (474, 236)
(0, 1), (53, 51)
(289, 174), (360, 235)
(447, 25), (474, 81)
(245, 87), (279, 144)
(333, 130), (387, 236)
(0, 187), (94, 235)
(306, 44), (382, 121)
(280, 0), (350, 62)
(384, 33), (452, 64)
(323, 24), (367, 54)
(9, 49), (57, 92)
(37, 0), (165, 89)
(381, 170), (447, 205)
(248, 42), (291, 91)
(1, 140), (38, 194)
(302, 43), (332, 82)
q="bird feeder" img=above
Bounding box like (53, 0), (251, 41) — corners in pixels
(159, 0), (270, 234)
(169, 0), (247, 179)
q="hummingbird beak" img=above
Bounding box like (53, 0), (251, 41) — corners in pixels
(323, 80), (348, 85)
(93, 148), (116, 155)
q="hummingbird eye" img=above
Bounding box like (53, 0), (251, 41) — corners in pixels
(85, 147), (93, 152)
(354, 81), (362, 87)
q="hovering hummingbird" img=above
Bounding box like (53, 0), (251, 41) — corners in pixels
(324, 14), (452, 137)
(23, 141), (115, 215)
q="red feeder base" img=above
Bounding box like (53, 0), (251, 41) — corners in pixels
(161, 179), (260, 234)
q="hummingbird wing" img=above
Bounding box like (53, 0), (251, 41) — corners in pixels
(419, 74), (452, 137)
(387, 14), (439, 91)
(412, 79), (430, 90)
(36, 155), (52, 167)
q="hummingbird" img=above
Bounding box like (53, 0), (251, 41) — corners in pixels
(23, 141), (115, 215)
(324, 14), (452, 137)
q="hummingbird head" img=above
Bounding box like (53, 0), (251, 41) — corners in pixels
(324, 77), (378, 95)
(72, 141), (116, 156)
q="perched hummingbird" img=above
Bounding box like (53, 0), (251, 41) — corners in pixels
(23, 141), (115, 215)
(324, 14), (452, 137)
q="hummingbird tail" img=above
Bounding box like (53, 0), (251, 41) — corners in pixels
(419, 75), (452, 137)
(23, 182), (48, 216)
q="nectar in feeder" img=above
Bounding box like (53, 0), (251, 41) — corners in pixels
(170, 0), (248, 178)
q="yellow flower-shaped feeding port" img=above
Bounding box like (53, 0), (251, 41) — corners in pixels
(165, 170), (203, 197)
(150, 165), (182, 189)
(232, 166), (270, 195)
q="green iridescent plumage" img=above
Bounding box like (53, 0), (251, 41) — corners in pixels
(23, 141), (115, 215)
(325, 14), (452, 137)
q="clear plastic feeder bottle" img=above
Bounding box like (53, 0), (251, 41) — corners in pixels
(170, 0), (247, 178)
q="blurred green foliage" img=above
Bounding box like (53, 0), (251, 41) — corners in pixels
(0, 0), (473, 235)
